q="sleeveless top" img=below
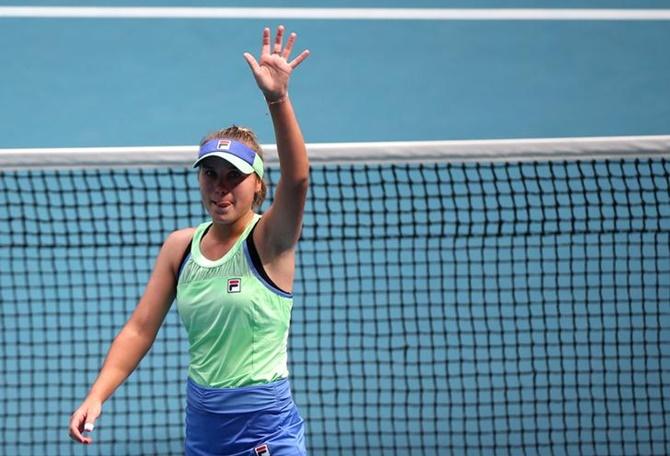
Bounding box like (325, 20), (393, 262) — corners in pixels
(176, 215), (293, 388)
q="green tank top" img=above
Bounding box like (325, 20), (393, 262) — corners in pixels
(176, 215), (293, 388)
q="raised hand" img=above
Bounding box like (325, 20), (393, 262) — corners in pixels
(243, 26), (310, 103)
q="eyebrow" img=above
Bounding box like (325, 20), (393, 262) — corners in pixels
(201, 162), (238, 172)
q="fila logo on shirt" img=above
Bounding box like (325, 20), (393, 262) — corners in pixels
(254, 444), (270, 456)
(227, 278), (241, 293)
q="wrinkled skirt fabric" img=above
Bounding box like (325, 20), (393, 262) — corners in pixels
(185, 377), (306, 456)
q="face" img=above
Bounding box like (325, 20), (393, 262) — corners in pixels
(198, 157), (262, 224)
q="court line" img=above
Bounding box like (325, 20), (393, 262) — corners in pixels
(1, 136), (668, 169)
(1, 7), (670, 20)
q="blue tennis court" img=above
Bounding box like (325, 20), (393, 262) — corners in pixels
(0, 2), (669, 147)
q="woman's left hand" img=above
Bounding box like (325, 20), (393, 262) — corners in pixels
(243, 26), (310, 103)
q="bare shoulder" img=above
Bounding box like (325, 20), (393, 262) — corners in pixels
(166, 227), (197, 245)
(161, 227), (197, 273)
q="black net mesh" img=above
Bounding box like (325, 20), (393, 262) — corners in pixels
(1, 157), (669, 455)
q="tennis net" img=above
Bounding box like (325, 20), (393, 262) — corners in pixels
(1, 136), (669, 455)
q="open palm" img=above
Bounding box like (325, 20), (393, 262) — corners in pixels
(244, 26), (310, 103)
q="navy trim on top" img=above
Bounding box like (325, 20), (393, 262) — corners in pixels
(176, 224), (212, 281)
(176, 239), (193, 281)
(245, 224), (293, 298)
(175, 222), (291, 298)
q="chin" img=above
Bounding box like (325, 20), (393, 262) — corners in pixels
(209, 211), (235, 223)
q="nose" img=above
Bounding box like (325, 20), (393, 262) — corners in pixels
(214, 176), (232, 194)
(214, 184), (229, 195)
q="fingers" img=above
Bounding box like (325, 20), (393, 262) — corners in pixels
(282, 32), (296, 60)
(69, 411), (92, 444)
(68, 403), (101, 445)
(250, 25), (310, 73)
(68, 412), (84, 443)
(261, 27), (271, 56)
(243, 52), (261, 75)
(289, 49), (311, 69)
(261, 26), (306, 62)
(273, 25), (285, 55)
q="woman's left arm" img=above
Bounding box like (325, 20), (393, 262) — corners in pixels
(244, 26), (310, 258)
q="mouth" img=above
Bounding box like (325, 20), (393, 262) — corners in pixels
(212, 200), (233, 210)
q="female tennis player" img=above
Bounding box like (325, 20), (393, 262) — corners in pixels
(69, 25), (310, 455)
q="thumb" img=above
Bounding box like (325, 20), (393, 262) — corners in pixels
(82, 402), (102, 434)
(69, 401), (102, 444)
(243, 52), (261, 75)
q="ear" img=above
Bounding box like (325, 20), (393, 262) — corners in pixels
(255, 176), (262, 192)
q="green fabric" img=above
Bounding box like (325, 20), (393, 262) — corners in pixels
(176, 215), (293, 388)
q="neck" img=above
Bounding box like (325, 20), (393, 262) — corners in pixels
(209, 211), (255, 241)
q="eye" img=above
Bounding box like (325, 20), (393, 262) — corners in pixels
(227, 169), (243, 180)
(203, 168), (216, 178)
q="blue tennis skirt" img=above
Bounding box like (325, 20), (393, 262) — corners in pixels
(185, 377), (306, 456)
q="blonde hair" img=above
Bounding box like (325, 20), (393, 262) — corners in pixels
(200, 125), (267, 210)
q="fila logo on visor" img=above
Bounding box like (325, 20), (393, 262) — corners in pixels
(216, 139), (232, 150)
(227, 278), (241, 293)
(255, 444), (270, 456)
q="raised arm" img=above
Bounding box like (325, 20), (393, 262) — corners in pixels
(68, 229), (192, 444)
(243, 26), (310, 258)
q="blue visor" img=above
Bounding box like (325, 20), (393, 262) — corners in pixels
(193, 139), (264, 178)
